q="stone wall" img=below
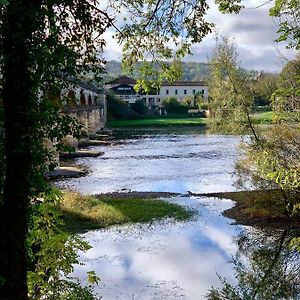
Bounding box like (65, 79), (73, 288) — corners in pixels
(63, 104), (106, 135)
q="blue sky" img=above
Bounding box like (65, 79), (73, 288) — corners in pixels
(101, 0), (296, 73)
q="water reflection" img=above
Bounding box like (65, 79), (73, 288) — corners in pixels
(207, 229), (300, 300)
(72, 196), (242, 299)
(59, 133), (300, 299)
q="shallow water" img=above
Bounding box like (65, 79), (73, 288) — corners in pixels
(73, 196), (242, 300)
(58, 134), (240, 194)
(60, 133), (245, 299)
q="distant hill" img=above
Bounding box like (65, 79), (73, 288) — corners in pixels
(104, 60), (210, 81)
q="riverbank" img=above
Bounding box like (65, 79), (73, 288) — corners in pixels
(58, 188), (300, 233)
(60, 191), (193, 232)
(107, 112), (276, 129)
(199, 189), (300, 229)
(108, 117), (207, 128)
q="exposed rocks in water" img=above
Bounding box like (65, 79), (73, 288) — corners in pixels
(59, 150), (104, 159)
(45, 166), (87, 179)
(78, 139), (113, 147)
(94, 191), (181, 199)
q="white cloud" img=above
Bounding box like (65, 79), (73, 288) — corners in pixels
(102, 0), (296, 72)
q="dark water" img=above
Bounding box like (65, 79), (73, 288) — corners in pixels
(59, 132), (300, 299)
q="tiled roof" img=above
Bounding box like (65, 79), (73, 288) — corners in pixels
(107, 76), (136, 85)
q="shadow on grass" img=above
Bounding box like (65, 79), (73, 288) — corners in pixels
(60, 194), (193, 233)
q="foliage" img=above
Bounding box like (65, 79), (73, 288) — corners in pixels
(27, 188), (100, 300)
(269, 0), (300, 49)
(251, 73), (278, 107)
(273, 57), (300, 115)
(207, 230), (300, 300)
(106, 92), (140, 120)
(131, 99), (148, 115)
(208, 36), (254, 134)
(113, 0), (213, 89)
(237, 58), (300, 200)
(105, 60), (210, 81)
(162, 97), (189, 114)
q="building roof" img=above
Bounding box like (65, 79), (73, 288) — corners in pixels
(107, 76), (136, 85)
(162, 81), (207, 87)
(106, 76), (207, 87)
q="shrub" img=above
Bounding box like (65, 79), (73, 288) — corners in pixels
(131, 99), (148, 115)
(162, 97), (189, 114)
(106, 92), (140, 120)
(27, 188), (100, 300)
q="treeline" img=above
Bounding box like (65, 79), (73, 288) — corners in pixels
(104, 60), (210, 81)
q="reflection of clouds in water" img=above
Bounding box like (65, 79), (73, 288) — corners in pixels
(57, 134), (240, 195)
(73, 197), (241, 299)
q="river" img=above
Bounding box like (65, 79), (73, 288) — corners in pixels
(57, 132), (299, 299)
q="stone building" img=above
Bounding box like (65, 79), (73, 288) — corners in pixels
(62, 76), (107, 135)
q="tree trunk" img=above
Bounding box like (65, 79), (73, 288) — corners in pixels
(0, 1), (40, 299)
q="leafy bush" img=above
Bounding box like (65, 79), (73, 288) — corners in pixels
(106, 92), (140, 120)
(131, 99), (148, 115)
(162, 97), (189, 114)
(27, 188), (100, 300)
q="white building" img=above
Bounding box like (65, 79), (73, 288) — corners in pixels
(106, 76), (208, 108)
(142, 80), (208, 107)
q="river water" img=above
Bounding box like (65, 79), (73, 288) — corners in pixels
(58, 132), (296, 299)
(59, 134), (240, 194)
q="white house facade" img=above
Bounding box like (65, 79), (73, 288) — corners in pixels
(142, 81), (208, 107)
(106, 76), (208, 108)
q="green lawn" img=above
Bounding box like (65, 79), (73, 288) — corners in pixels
(108, 117), (207, 128)
(251, 111), (300, 125)
(60, 192), (192, 232)
(250, 111), (274, 124)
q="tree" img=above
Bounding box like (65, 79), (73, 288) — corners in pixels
(131, 99), (148, 115)
(269, 0), (300, 50)
(162, 97), (189, 114)
(251, 73), (278, 107)
(0, 0), (214, 298)
(207, 230), (300, 300)
(274, 57), (300, 114)
(208, 36), (255, 134)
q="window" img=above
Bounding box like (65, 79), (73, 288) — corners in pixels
(202, 89), (205, 94)
(158, 98), (161, 102)
(184, 89), (187, 95)
(175, 89), (178, 95)
(193, 89), (196, 95)
(166, 89), (169, 95)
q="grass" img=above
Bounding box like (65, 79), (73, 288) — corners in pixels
(108, 117), (207, 128)
(60, 192), (192, 232)
(251, 111), (300, 125)
(250, 111), (274, 124)
(203, 190), (300, 228)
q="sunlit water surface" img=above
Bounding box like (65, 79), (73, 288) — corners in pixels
(59, 133), (247, 299)
(58, 134), (241, 194)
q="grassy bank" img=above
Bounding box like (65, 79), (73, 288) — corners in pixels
(108, 117), (206, 128)
(200, 190), (300, 229)
(60, 192), (192, 232)
(251, 111), (273, 124)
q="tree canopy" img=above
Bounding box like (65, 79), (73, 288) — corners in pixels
(0, 0), (299, 299)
